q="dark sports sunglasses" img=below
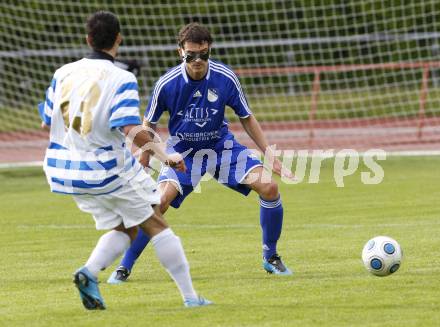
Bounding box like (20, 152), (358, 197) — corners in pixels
(182, 49), (210, 63)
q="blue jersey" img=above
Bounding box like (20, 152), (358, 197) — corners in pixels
(144, 60), (252, 152)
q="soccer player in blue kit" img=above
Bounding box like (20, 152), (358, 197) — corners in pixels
(108, 22), (294, 284)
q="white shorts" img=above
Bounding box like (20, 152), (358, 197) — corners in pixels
(73, 170), (161, 230)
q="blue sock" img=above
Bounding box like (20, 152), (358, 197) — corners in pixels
(120, 228), (151, 271)
(260, 196), (283, 260)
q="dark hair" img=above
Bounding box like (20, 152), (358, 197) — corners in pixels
(86, 11), (120, 51)
(177, 22), (213, 48)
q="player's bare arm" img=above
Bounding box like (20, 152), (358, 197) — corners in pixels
(239, 115), (294, 180)
(123, 124), (185, 172)
(138, 118), (158, 167)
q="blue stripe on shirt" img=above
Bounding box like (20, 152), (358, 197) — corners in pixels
(46, 99), (53, 110)
(37, 102), (49, 124)
(48, 142), (68, 150)
(50, 78), (57, 91)
(116, 82), (138, 95)
(46, 158), (118, 171)
(38, 102), (44, 120)
(44, 114), (51, 126)
(97, 145), (113, 151)
(48, 143), (114, 152)
(45, 93), (54, 109)
(51, 174), (119, 189)
(109, 115), (141, 128)
(52, 184), (123, 196)
(110, 99), (139, 115)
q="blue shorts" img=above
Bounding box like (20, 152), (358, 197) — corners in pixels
(158, 135), (262, 208)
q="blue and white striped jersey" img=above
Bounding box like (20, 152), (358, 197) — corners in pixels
(144, 60), (252, 152)
(42, 54), (143, 195)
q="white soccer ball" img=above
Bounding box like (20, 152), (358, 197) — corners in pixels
(362, 236), (403, 276)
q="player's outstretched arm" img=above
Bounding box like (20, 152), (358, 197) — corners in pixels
(123, 124), (186, 172)
(239, 115), (294, 180)
(138, 119), (159, 168)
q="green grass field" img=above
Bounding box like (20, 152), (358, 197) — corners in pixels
(1, 156), (440, 326)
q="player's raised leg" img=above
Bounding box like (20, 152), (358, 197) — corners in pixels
(140, 205), (212, 307)
(244, 166), (293, 275)
(107, 181), (180, 284)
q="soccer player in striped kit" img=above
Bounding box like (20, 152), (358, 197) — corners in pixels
(41, 11), (211, 309)
(108, 22), (294, 284)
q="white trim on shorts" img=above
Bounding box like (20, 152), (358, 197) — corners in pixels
(158, 178), (183, 195)
(238, 163), (264, 184)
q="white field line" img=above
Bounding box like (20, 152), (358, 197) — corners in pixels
(0, 161), (43, 168)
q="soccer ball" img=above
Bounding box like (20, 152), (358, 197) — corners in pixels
(362, 236), (403, 276)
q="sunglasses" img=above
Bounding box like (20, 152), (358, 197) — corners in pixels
(182, 49), (210, 63)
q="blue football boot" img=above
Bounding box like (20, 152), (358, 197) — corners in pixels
(73, 267), (106, 310)
(183, 296), (213, 308)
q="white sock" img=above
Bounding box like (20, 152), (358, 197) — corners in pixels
(85, 230), (131, 277)
(151, 228), (198, 301)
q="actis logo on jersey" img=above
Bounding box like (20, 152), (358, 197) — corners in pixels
(207, 88), (219, 102)
(183, 104), (219, 128)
